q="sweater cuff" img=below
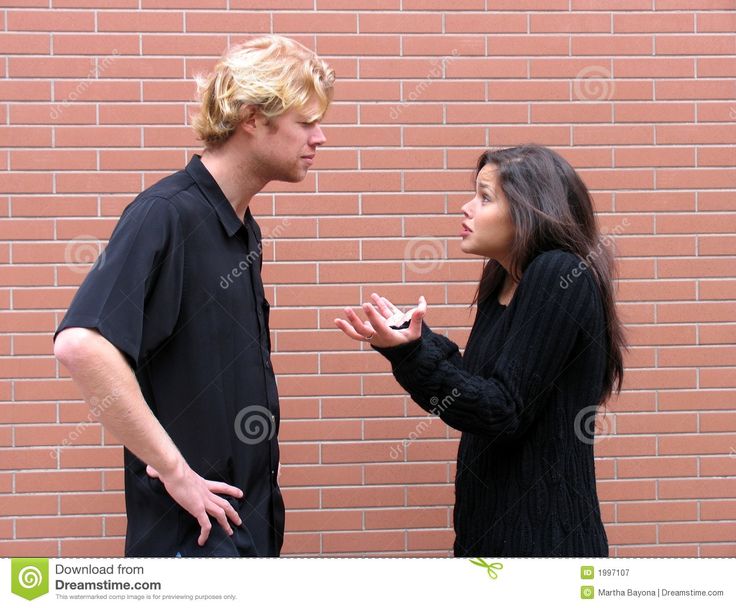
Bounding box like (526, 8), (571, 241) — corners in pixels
(371, 322), (434, 367)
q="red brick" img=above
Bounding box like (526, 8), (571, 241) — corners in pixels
(0, 494), (58, 516)
(1, 1), (734, 560)
(17, 516), (103, 539)
(61, 538), (124, 557)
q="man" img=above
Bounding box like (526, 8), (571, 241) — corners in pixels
(53, 35), (334, 557)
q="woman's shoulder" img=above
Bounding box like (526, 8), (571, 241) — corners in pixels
(520, 249), (598, 297)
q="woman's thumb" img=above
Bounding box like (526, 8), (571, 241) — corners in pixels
(408, 297), (425, 335)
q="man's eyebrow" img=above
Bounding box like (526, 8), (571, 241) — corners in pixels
(300, 111), (323, 122)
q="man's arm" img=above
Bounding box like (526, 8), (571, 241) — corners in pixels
(53, 327), (243, 547)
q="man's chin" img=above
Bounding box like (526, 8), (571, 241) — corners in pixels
(273, 171), (307, 184)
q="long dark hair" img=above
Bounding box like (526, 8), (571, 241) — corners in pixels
(471, 144), (626, 405)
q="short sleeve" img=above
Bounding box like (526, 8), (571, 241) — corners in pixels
(54, 197), (185, 368)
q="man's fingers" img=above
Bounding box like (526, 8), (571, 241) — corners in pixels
(206, 480), (243, 499)
(196, 512), (212, 547)
(209, 492), (242, 526)
(207, 503), (232, 536)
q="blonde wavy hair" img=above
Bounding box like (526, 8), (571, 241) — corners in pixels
(192, 35), (335, 147)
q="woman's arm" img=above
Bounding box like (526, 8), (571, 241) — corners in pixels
(373, 251), (599, 440)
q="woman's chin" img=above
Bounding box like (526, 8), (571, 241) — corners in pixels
(460, 239), (474, 255)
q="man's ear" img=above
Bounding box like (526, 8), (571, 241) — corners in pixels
(238, 105), (260, 135)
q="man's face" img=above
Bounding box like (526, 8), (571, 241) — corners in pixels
(252, 97), (327, 183)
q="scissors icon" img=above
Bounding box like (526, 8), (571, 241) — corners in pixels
(469, 558), (504, 579)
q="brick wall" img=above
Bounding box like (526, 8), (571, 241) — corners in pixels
(1, 0), (735, 557)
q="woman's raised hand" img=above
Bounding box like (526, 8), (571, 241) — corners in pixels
(334, 292), (426, 348)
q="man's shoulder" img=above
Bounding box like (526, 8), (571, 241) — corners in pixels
(138, 168), (196, 205)
(121, 169), (204, 224)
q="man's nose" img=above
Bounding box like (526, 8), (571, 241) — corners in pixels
(311, 125), (326, 146)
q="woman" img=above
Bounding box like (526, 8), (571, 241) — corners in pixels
(335, 144), (626, 557)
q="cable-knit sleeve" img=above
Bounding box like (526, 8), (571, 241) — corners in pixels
(372, 250), (598, 440)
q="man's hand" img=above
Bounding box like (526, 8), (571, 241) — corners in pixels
(146, 463), (244, 547)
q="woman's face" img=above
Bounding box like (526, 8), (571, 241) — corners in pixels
(460, 163), (515, 265)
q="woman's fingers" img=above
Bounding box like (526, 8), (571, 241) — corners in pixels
(335, 296), (426, 348)
(362, 302), (391, 337)
(335, 307), (375, 343)
(370, 292), (395, 319)
(334, 318), (367, 342)
(406, 296), (427, 339)
(343, 307), (374, 339)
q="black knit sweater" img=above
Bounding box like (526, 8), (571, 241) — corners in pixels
(374, 249), (609, 557)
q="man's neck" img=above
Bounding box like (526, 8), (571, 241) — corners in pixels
(200, 145), (267, 223)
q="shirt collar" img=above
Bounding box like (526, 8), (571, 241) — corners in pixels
(185, 153), (246, 238)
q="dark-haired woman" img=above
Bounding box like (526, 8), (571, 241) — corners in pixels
(335, 144), (626, 557)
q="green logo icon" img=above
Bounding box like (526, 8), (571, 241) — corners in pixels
(11, 558), (49, 601)
(581, 565), (594, 579)
(581, 585), (595, 600)
(469, 558), (503, 579)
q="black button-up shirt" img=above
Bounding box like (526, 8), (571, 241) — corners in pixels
(54, 155), (284, 557)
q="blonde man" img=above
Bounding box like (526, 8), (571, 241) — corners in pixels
(54, 36), (334, 557)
